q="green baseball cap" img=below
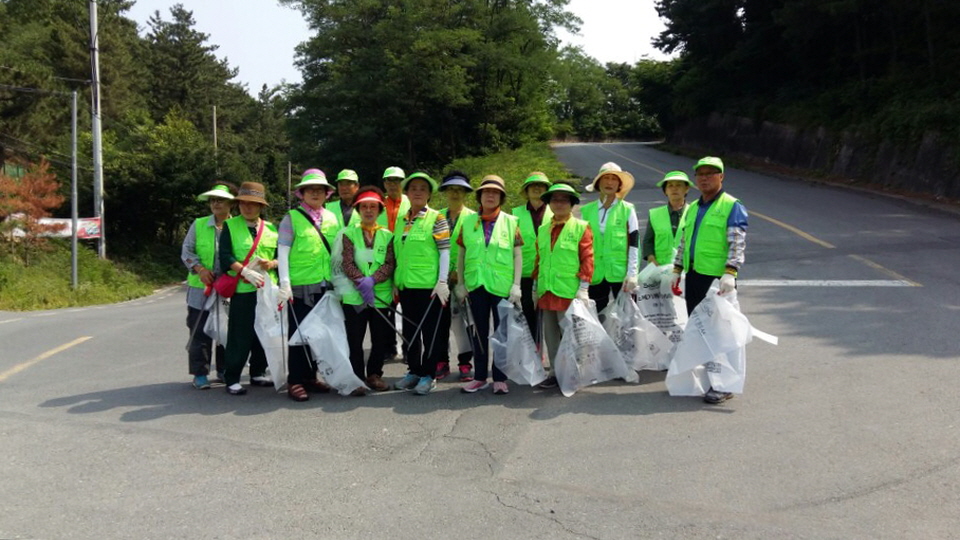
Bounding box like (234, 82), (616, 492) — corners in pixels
(520, 171), (551, 192)
(401, 172), (438, 193)
(336, 169), (359, 183)
(197, 184), (235, 201)
(540, 182), (580, 205)
(656, 170), (694, 188)
(693, 156), (724, 173)
(382, 166), (405, 180)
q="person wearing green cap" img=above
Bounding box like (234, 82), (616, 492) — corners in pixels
(329, 169), (361, 230)
(181, 181), (237, 389)
(392, 172), (451, 396)
(433, 171), (476, 381)
(581, 162), (641, 314)
(511, 171), (553, 339)
(671, 156), (748, 405)
(531, 181), (594, 390)
(641, 171), (693, 278)
(275, 169), (340, 401)
(378, 166), (410, 233)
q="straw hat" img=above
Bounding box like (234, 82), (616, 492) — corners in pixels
(588, 162), (634, 198)
(235, 182), (269, 206)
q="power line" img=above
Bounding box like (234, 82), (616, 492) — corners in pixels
(0, 65), (91, 85)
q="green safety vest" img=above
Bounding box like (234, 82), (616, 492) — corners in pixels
(186, 215), (217, 289)
(581, 200), (635, 284)
(648, 204), (686, 266)
(224, 216), (279, 294)
(536, 218), (587, 300)
(393, 208), (440, 290)
(288, 209), (339, 286)
(377, 194), (410, 231)
(440, 206), (476, 273)
(460, 212), (518, 297)
(329, 200), (360, 230)
(681, 192), (738, 277)
(512, 203), (553, 278)
(340, 225), (394, 308)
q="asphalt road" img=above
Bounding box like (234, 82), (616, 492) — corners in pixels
(2, 142), (959, 539)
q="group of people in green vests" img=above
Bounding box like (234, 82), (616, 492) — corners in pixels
(181, 155), (747, 404)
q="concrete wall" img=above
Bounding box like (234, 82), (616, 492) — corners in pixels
(670, 113), (960, 200)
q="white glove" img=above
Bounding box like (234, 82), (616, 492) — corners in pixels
(432, 280), (450, 306)
(719, 273), (736, 295)
(575, 287), (590, 302)
(278, 282), (293, 305)
(455, 283), (468, 302)
(622, 276), (638, 293)
(240, 266), (265, 288)
(508, 284), (522, 306)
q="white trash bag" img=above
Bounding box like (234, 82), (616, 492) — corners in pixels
(601, 293), (674, 371)
(491, 300), (547, 386)
(203, 293), (230, 345)
(636, 277), (685, 353)
(288, 292), (368, 396)
(665, 281), (778, 397)
(555, 299), (638, 397)
(254, 279), (288, 391)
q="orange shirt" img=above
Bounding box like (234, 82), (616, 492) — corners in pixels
(384, 196), (402, 232)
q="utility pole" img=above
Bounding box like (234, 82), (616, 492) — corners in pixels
(71, 90), (79, 289)
(89, 0), (105, 259)
(213, 105), (219, 176)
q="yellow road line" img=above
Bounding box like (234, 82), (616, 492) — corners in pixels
(750, 211), (836, 249)
(848, 255), (922, 286)
(598, 145), (666, 175)
(0, 336), (93, 383)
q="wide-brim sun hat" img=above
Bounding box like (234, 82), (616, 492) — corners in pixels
(476, 174), (507, 194)
(656, 170), (695, 188)
(336, 169), (359, 183)
(197, 184), (235, 202)
(439, 174), (473, 192)
(588, 162), (634, 198)
(382, 166), (405, 180)
(401, 172), (439, 193)
(541, 182), (580, 205)
(293, 171), (334, 192)
(520, 171), (551, 192)
(235, 181), (269, 206)
(693, 156), (724, 173)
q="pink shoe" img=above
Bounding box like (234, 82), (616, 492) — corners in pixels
(461, 380), (489, 393)
(492, 382), (509, 395)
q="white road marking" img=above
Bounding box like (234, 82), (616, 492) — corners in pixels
(738, 280), (917, 287)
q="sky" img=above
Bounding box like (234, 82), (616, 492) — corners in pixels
(125, 0), (673, 94)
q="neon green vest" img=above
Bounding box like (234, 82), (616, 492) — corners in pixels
(288, 209), (338, 286)
(512, 203), (553, 278)
(581, 200), (634, 284)
(329, 200), (360, 230)
(440, 206), (476, 273)
(536, 218), (587, 300)
(648, 204), (685, 266)
(340, 225), (394, 308)
(393, 208), (440, 290)
(681, 192), (738, 277)
(461, 212), (518, 297)
(225, 216), (279, 294)
(186, 215), (217, 289)
(378, 194), (410, 230)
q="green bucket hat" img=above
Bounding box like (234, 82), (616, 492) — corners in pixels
(656, 170), (694, 188)
(693, 156), (724, 173)
(293, 171), (334, 192)
(336, 169), (359, 183)
(197, 184), (235, 201)
(520, 171), (551, 192)
(382, 166), (405, 180)
(540, 182), (580, 205)
(401, 172), (438, 193)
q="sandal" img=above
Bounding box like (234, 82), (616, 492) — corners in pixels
(288, 384), (309, 402)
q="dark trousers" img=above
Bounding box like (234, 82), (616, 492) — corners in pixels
(468, 287), (507, 382)
(384, 299), (399, 359)
(588, 279), (621, 314)
(519, 277), (540, 344)
(224, 291), (268, 386)
(343, 304), (391, 379)
(684, 269), (721, 316)
(186, 306), (225, 376)
(399, 288), (443, 377)
(287, 291), (324, 385)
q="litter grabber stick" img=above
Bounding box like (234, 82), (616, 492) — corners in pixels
(425, 299), (443, 362)
(286, 298), (320, 371)
(184, 291), (215, 352)
(462, 293), (485, 358)
(383, 304), (418, 327)
(353, 303), (411, 348)
(278, 301), (288, 391)
(409, 294), (438, 351)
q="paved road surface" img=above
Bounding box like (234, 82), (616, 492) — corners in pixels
(2, 142), (959, 539)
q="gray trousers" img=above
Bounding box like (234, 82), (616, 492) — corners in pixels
(541, 309), (567, 376)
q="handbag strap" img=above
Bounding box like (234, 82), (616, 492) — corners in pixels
(295, 207), (332, 255)
(240, 219), (265, 267)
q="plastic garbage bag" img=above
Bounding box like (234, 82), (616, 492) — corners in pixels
(555, 299), (638, 397)
(254, 279), (288, 391)
(636, 277), (685, 354)
(491, 300), (547, 386)
(638, 261), (674, 286)
(203, 294), (230, 345)
(288, 292), (368, 396)
(600, 293), (674, 371)
(665, 281), (777, 397)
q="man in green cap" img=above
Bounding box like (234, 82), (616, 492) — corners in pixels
(511, 171), (552, 338)
(329, 169), (361, 229)
(379, 166), (410, 232)
(641, 171), (693, 274)
(671, 156), (748, 404)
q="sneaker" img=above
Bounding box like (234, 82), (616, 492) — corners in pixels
(537, 376), (558, 389)
(226, 383), (247, 396)
(413, 376), (436, 395)
(250, 375), (273, 387)
(461, 380), (489, 393)
(493, 381), (509, 395)
(394, 373), (419, 391)
(192, 375), (211, 390)
(365, 374), (390, 392)
(703, 388), (734, 404)
(434, 361), (451, 379)
(458, 364), (474, 382)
